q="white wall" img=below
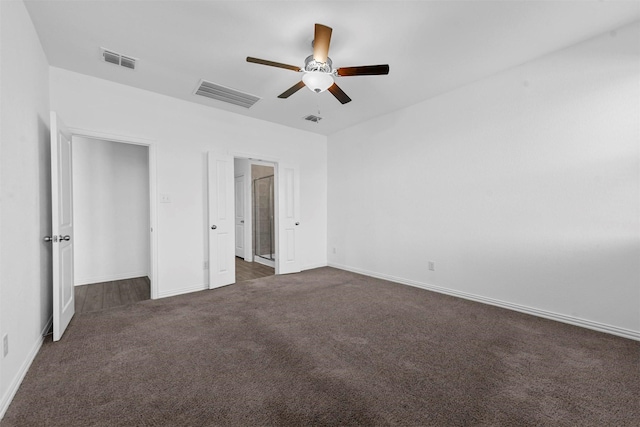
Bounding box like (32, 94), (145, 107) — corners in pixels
(0, 0), (52, 416)
(328, 22), (640, 338)
(72, 137), (150, 285)
(50, 68), (327, 298)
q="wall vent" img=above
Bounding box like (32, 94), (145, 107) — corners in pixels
(101, 48), (137, 70)
(194, 80), (260, 109)
(303, 114), (323, 123)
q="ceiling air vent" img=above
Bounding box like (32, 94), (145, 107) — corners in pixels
(101, 48), (137, 70)
(303, 114), (323, 123)
(194, 80), (260, 109)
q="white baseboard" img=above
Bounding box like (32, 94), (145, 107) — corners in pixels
(329, 263), (640, 342)
(302, 262), (328, 271)
(254, 257), (275, 268)
(0, 315), (53, 420)
(42, 316), (53, 339)
(74, 270), (149, 286)
(157, 283), (208, 299)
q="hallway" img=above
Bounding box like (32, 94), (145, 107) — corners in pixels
(74, 258), (274, 314)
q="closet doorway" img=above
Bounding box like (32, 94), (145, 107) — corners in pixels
(71, 135), (153, 312)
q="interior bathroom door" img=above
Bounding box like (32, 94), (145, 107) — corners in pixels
(276, 164), (300, 274)
(208, 152), (235, 288)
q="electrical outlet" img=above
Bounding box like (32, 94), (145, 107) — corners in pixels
(203, 261), (208, 269)
(332, 247), (337, 254)
(3, 334), (8, 358)
(159, 193), (171, 203)
(428, 261), (435, 271)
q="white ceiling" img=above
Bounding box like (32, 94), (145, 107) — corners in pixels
(24, 0), (639, 136)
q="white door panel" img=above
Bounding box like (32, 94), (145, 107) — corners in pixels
(50, 111), (75, 341)
(208, 152), (235, 288)
(276, 164), (300, 274)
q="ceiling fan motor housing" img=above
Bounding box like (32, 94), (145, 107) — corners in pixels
(304, 55), (332, 73)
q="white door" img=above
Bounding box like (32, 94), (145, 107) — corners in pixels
(50, 112), (75, 341)
(208, 152), (235, 288)
(234, 175), (245, 258)
(276, 164), (301, 274)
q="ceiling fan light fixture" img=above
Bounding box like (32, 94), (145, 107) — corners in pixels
(302, 72), (334, 93)
(246, 23), (388, 104)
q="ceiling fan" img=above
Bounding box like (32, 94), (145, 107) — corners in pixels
(247, 23), (390, 104)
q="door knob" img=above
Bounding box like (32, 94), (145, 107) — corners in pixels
(211, 225), (217, 230)
(59, 235), (71, 241)
(44, 236), (53, 242)
(295, 222), (300, 226)
(240, 220), (244, 224)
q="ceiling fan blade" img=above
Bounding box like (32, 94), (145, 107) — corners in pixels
(313, 24), (332, 63)
(336, 64), (390, 77)
(278, 81), (306, 99)
(246, 57), (301, 72)
(328, 83), (351, 104)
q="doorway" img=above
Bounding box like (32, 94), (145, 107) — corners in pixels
(50, 112), (158, 340)
(231, 158), (276, 281)
(71, 134), (156, 310)
(208, 153), (300, 289)
(252, 164), (275, 268)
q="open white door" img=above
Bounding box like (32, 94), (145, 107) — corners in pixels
(208, 152), (235, 288)
(50, 112), (75, 341)
(276, 164), (301, 274)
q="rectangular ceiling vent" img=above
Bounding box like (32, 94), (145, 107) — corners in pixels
(101, 48), (136, 70)
(303, 114), (323, 123)
(194, 80), (260, 109)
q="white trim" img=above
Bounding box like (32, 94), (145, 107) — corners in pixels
(157, 283), (208, 299)
(68, 127), (159, 300)
(67, 127), (154, 146)
(42, 316), (54, 338)
(148, 145), (159, 299)
(254, 256), (275, 268)
(302, 262), (327, 271)
(329, 263), (640, 342)
(74, 270), (149, 286)
(228, 150), (280, 165)
(248, 159), (277, 168)
(0, 316), (52, 419)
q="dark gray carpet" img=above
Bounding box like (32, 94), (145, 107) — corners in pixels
(2, 267), (638, 426)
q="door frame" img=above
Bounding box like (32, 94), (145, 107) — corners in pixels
(229, 152), (286, 275)
(248, 159), (277, 267)
(234, 174), (246, 259)
(68, 127), (159, 299)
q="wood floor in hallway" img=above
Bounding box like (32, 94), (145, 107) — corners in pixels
(74, 258), (273, 314)
(235, 257), (275, 282)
